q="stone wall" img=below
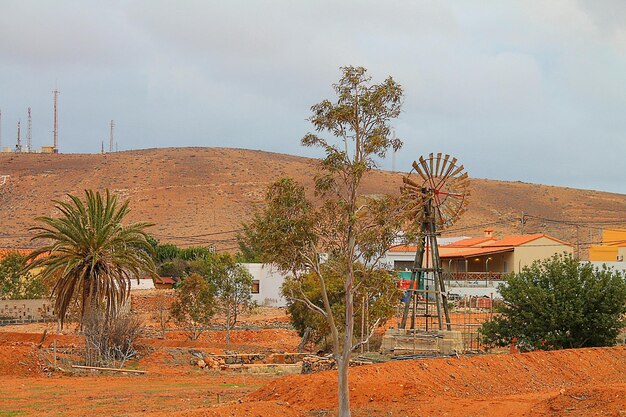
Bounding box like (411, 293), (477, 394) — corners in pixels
(0, 298), (53, 321)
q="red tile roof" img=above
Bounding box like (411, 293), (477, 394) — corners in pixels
(389, 233), (573, 255)
(389, 245), (418, 253)
(154, 276), (176, 285)
(440, 247), (514, 259)
(0, 248), (33, 261)
(482, 234), (573, 248)
(442, 237), (496, 248)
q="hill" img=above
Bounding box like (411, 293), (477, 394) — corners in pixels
(1, 147), (624, 257)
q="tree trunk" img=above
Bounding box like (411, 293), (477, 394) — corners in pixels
(337, 356), (351, 417)
(160, 310), (166, 339)
(338, 246), (356, 417)
(297, 327), (311, 353)
(226, 307), (231, 346)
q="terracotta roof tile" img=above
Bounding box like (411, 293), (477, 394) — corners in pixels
(388, 245), (418, 253)
(0, 248), (33, 261)
(442, 237), (496, 248)
(440, 247), (514, 259)
(154, 277), (176, 285)
(482, 234), (573, 248)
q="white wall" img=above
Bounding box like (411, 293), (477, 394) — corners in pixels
(130, 279), (156, 291)
(445, 280), (503, 298)
(242, 263), (288, 307)
(585, 261), (626, 275)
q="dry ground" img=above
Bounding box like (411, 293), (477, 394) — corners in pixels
(1, 304), (625, 417)
(1, 148), (625, 253)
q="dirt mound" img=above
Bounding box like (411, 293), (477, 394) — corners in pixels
(530, 383), (626, 416)
(143, 329), (300, 352)
(247, 347), (626, 412)
(0, 331), (82, 347)
(0, 345), (45, 376)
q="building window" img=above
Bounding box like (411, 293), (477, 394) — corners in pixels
(251, 280), (260, 294)
(394, 260), (414, 271)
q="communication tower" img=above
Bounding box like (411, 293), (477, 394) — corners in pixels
(109, 120), (114, 153)
(15, 120), (22, 152)
(27, 107), (32, 152)
(53, 89), (60, 153)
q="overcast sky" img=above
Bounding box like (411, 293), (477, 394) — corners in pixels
(1, 1), (625, 194)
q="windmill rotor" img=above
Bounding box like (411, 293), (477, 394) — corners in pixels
(402, 153), (470, 229)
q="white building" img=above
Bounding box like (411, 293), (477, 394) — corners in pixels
(241, 263), (288, 307)
(130, 278), (156, 291)
(585, 261), (626, 275)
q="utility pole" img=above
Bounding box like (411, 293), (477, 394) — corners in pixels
(109, 120), (114, 153)
(15, 120), (21, 152)
(27, 107), (32, 152)
(520, 212), (526, 234)
(53, 89), (60, 153)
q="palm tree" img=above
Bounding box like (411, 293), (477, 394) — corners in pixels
(26, 190), (156, 325)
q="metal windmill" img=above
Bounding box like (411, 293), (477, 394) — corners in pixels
(399, 153), (470, 332)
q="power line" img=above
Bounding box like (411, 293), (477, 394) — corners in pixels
(152, 228), (242, 239)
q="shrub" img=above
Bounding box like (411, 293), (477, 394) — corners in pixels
(480, 254), (626, 350)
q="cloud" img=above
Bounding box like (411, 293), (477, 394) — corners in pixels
(0, 0), (624, 194)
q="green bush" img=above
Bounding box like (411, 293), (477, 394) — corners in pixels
(480, 254), (626, 350)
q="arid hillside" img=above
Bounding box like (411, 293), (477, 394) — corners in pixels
(1, 147), (624, 256)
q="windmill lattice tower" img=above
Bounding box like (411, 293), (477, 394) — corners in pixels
(399, 153), (470, 332)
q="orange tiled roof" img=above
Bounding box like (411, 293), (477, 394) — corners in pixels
(388, 245), (418, 253)
(482, 234), (573, 248)
(389, 233), (573, 254)
(154, 276), (176, 285)
(440, 246), (514, 259)
(442, 237), (496, 248)
(0, 248), (33, 261)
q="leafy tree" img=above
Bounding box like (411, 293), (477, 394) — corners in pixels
(480, 254), (626, 350)
(0, 252), (46, 299)
(26, 190), (157, 325)
(282, 260), (402, 350)
(203, 253), (254, 345)
(241, 66), (407, 416)
(154, 243), (180, 263)
(170, 273), (215, 341)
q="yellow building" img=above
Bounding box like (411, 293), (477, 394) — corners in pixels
(589, 229), (626, 262)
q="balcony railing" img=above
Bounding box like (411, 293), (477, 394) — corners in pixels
(444, 272), (507, 281)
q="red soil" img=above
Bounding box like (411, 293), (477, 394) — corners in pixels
(205, 346), (626, 416)
(0, 325), (624, 417)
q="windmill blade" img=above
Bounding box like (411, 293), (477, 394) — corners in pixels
(418, 156), (431, 177)
(448, 164), (465, 179)
(435, 152), (442, 177)
(428, 153), (434, 177)
(411, 161), (429, 183)
(435, 157), (458, 189)
(402, 176), (421, 188)
(439, 154), (450, 177)
(418, 156), (437, 190)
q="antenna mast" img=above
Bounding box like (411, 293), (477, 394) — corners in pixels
(53, 89), (60, 153)
(27, 107), (32, 152)
(109, 120), (114, 153)
(16, 120), (21, 152)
